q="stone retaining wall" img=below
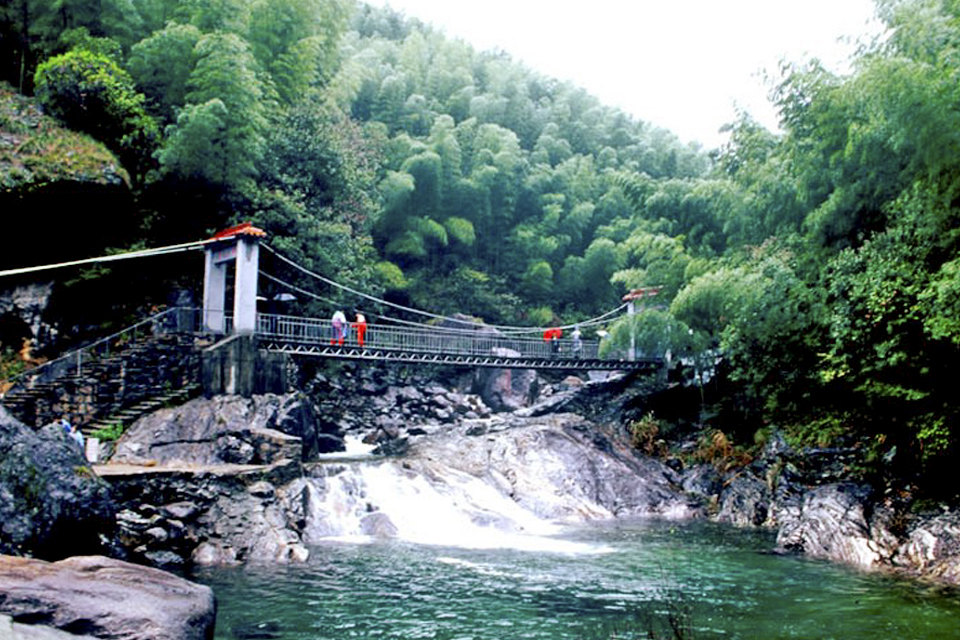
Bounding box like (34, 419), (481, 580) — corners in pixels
(6, 334), (201, 429)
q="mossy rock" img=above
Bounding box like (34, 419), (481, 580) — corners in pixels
(0, 406), (115, 559)
(0, 82), (129, 191)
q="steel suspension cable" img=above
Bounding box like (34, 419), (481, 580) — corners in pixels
(262, 271), (531, 337)
(0, 239), (214, 278)
(261, 243), (628, 333)
(262, 243), (464, 324)
(263, 266), (622, 335)
(260, 271), (346, 309)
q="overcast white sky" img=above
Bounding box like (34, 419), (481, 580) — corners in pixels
(366, 0), (884, 149)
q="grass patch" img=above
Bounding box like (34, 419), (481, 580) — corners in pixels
(90, 422), (124, 441)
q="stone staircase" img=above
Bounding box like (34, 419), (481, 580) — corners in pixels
(82, 382), (202, 437)
(1, 331), (202, 431)
(0, 385), (53, 422)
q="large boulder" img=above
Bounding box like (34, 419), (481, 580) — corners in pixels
(716, 472), (770, 527)
(0, 407), (114, 559)
(0, 555), (215, 640)
(268, 393), (324, 458)
(472, 362), (539, 412)
(110, 393), (321, 465)
(775, 483), (896, 568)
(429, 315), (540, 413)
(408, 412), (700, 521)
(0, 282), (53, 349)
(894, 509), (960, 583)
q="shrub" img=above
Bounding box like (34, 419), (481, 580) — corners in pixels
(782, 415), (849, 449)
(89, 423), (124, 441)
(693, 429), (752, 471)
(34, 49), (158, 182)
(629, 413), (667, 457)
(0, 346), (26, 387)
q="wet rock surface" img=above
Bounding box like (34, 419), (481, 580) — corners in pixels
(0, 555), (215, 640)
(99, 372), (698, 565)
(404, 412), (701, 521)
(111, 393), (322, 465)
(9, 353), (960, 587)
(775, 482), (892, 567)
(104, 460), (308, 568)
(686, 434), (960, 584)
(280, 415), (700, 547)
(894, 510), (960, 583)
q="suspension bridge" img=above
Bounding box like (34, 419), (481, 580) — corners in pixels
(0, 223), (663, 413)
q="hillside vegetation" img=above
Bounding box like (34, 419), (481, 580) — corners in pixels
(3, 0), (960, 496)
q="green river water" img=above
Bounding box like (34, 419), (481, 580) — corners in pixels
(193, 519), (960, 640)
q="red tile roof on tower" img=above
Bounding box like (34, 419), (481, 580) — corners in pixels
(622, 286), (662, 302)
(210, 222), (267, 240)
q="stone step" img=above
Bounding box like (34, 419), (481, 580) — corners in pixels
(82, 384), (201, 436)
(1, 399), (34, 408)
(4, 390), (46, 399)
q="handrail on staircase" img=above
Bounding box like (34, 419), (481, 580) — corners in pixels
(0, 307), (202, 398)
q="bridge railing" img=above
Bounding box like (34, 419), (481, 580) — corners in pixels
(255, 313), (602, 360)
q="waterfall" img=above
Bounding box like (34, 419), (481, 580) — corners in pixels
(298, 460), (608, 553)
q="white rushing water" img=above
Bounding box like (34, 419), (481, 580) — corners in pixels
(314, 434), (378, 460)
(298, 459), (610, 554)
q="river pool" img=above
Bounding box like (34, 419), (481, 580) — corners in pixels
(193, 519), (960, 639)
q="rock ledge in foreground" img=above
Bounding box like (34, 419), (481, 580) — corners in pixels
(0, 555), (215, 640)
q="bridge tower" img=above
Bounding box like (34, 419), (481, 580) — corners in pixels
(621, 286), (662, 361)
(202, 222), (266, 335)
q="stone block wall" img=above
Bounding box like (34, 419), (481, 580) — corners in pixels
(6, 334), (201, 429)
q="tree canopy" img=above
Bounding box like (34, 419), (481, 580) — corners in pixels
(5, 0), (960, 493)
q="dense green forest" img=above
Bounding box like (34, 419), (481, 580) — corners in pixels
(3, 0), (960, 495)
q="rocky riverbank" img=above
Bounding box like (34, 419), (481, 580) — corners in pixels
(90, 369), (703, 567)
(689, 437), (960, 585)
(3, 362), (960, 637)
(93, 363), (960, 585)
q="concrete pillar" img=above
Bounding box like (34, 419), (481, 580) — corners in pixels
(233, 236), (259, 335)
(627, 301), (636, 362)
(202, 248), (228, 334)
(202, 334), (261, 398)
(203, 224), (265, 336)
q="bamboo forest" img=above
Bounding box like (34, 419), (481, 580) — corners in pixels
(4, 6), (960, 637)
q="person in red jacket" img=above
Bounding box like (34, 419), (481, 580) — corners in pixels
(352, 311), (367, 348)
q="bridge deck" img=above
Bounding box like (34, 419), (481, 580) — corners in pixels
(255, 313), (661, 371)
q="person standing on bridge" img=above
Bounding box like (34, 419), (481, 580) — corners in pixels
(331, 309), (347, 346)
(543, 327), (562, 356)
(352, 310), (367, 348)
(571, 325), (582, 358)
